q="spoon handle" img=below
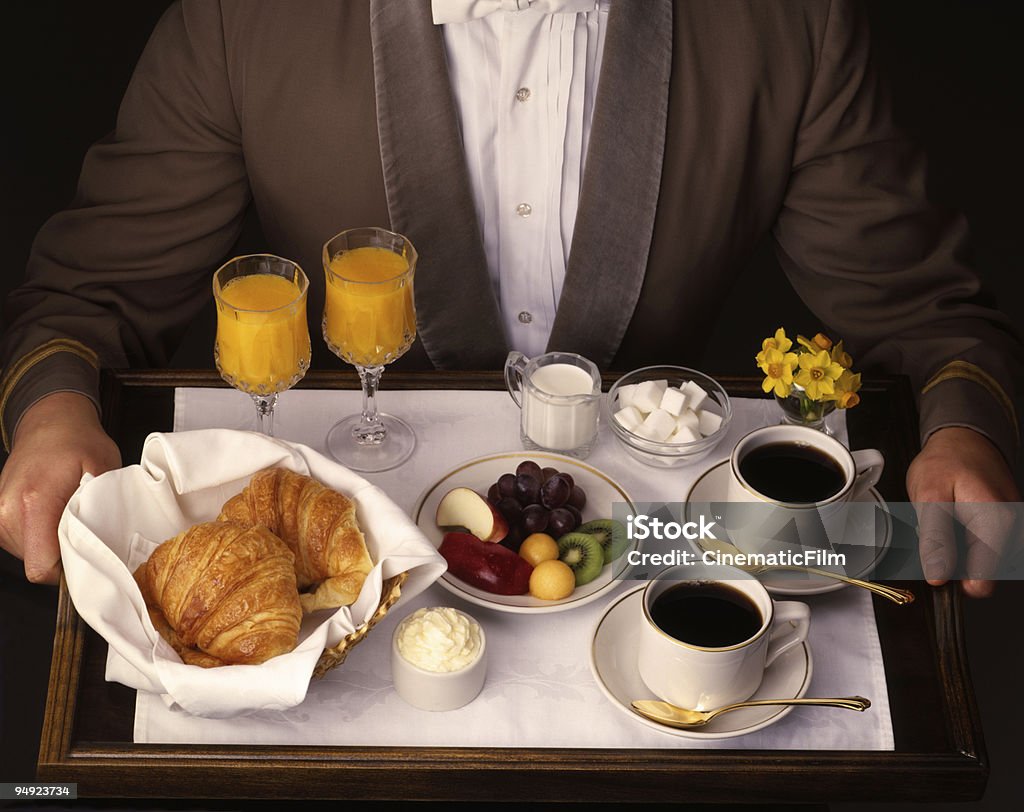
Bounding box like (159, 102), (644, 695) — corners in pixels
(798, 568), (915, 605)
(718, 695), (871, 715)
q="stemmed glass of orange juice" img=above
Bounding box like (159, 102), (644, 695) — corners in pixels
(322, 227), (418, 471)
(213, 254), (311, 436)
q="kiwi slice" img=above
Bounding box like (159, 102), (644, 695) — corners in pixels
(577, 519), (629, 565)
(556, 532), (604, 587)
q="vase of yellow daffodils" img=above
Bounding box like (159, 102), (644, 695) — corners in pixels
(756, 328), (862, 431)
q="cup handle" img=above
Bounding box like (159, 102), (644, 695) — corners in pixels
(504, 351), (528, 409)
(765, 601), (811, 667)
(850, 449), (884, 500)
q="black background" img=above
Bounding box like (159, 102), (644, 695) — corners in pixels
(1, 1), (1022, 810)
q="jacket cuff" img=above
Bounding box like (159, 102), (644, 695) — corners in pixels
(0, 340), (101, 450)
(919, 367), (1019, 466)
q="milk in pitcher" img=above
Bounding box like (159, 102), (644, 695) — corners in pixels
(522, 363), (599, 454)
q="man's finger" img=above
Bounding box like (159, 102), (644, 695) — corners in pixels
(962, 578), (996, 599)
(958, 501), (1016, 597)
(916, 502), (956, 585)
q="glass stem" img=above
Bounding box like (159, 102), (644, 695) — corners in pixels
(354, 365), (387, 445)
(252, 394), (278, 437)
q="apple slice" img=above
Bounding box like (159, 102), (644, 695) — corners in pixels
(435, 487), (509, 542)
(439, 532), (532, 595)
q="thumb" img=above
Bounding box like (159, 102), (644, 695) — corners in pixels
(20, 487), (69, 586)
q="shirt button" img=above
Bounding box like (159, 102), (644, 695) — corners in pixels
(515, 87), (531, 103)
(516, 202), (532, 217)
(518, 311), (533, 324)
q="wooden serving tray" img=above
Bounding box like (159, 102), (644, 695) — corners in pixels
(35, 370), (986, 803)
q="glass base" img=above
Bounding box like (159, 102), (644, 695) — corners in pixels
(778, 412), (834, 435)
(326, 413), (416, 472)
(519, 428), (595, 460)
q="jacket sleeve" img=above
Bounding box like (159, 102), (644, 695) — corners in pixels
(772, 0), (1022, 462)
(0, 0), (249, 449)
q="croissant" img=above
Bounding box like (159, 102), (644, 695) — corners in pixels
(135, 521), (302, 667)
(218, 468), (374, 613)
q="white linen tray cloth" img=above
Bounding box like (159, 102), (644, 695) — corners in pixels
(133, 387), (894, 749)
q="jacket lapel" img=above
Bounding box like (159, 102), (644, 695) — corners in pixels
(369, 0), (509, 369)
(547, 0), (673, 367)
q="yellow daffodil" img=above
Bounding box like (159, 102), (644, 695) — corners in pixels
(757, 329), (862, 411)
(757, 328), (793, 365)
(830, 339), (853, 369)
(797, 332), (833, 353)
(759, 347), (799, 398)
(826, 369), (862, 409)
(794, 350), (844, 400)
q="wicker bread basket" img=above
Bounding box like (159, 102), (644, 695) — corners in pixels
(312, 571), (408, 679)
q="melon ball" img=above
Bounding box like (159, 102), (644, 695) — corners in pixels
(519, 533), (560, 567)
(529, 559), (576, 601)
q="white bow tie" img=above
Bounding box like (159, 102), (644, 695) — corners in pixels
(431, 0), (597, 26)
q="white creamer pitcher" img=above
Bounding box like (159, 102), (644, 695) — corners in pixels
(504, 351), (601, 459)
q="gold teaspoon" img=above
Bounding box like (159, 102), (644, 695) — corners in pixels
(631, 696), (871, 729)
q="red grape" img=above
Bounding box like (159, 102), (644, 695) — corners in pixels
(540, 474), (571, 509)
(548, 507), (576, 538)
(514, 473), (541, 506)
(522, 504), (550, 534)
(497, 473), (516, 498)
(495, 497), (522, 526)
(516, 460), (544, 481)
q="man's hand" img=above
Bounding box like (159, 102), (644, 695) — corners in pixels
(907, 426), (1021, 598)
(0, 392), (121, 584)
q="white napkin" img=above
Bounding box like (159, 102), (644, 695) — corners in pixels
(58, 429), (447, 718)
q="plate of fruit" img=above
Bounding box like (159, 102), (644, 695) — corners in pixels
(412, 452), (636, 613)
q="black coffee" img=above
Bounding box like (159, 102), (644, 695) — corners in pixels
(739, 442), (846, 503)
(650, 582), (762, 648)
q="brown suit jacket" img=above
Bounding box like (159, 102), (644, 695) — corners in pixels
(1, 0), (1020, 458)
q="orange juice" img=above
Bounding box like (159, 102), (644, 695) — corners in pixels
(215, 273), (310, 394)
(324, 246), (416, 366)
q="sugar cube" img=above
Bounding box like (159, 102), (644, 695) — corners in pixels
(669, 424), (701, 444)
(675, 409), (700, 433)
(634, 426), (658, 441)
(614, 405), (644, 432)
(616, 383), (639, 410)
(698, 409), (723, 437)
(658, 386), (688, 416)
(633, 379), (668, 413)
(680, 380), (708, 411)
(639, 408), (676, 442)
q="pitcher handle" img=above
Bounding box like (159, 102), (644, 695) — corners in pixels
(504, 351), (528, 409)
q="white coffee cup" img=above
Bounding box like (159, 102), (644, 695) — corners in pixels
(638, 563), (811, 710)
(724, 425), (884, 556)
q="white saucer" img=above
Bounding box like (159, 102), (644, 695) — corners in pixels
(684, 460), (893, 596)
(589, 586), (813, 739)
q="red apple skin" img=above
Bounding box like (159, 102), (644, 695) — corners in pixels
(435, 487), (509, 542)
(439, 532), (533, 595)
